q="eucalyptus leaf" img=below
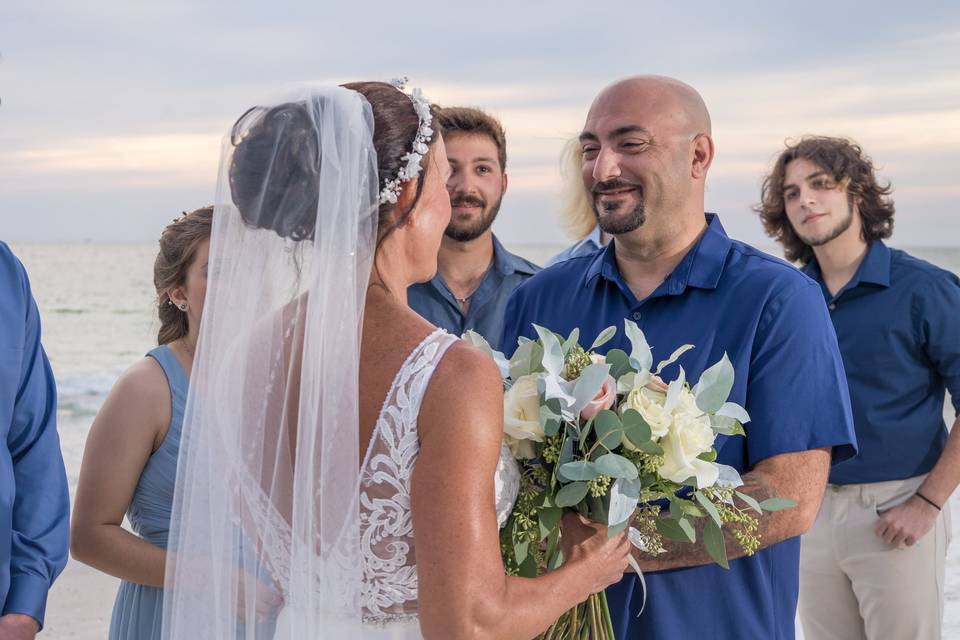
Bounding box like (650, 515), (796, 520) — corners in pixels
(693, 353), (735, 413)
(694, 491), (723, 527)
(624, 319), (654, 373)
(593, 410), (623, 450)
(716, 464), (744, 488)
(589, 325), (618, 351)
(710, 414), (746, 436)
(541, 373), (576, 409)
(663, 366), (687, 413)
(608, 518), (630, 537)
(595, 453), (640, 480)
(679, 517), (696, 542)
(558, 434), (575, 466)
(636, 440), (664, 455)
(555, 481), (590, 507)
(608, 477), (642, 527)
(518, 554), (539, 578)
(622, 409), (652, 446)
(654, 343), (695, 375)
(715, 401), (751, 424)
(562, 327), (581, 356)
(657, 516), (695, 543)
(538, 506), (563, 540)
(514, 539), (529, 566)
(606, 349), (634, 379)
(462, 330), (510, 379)
(579, 415), (595, 445)
(697, 448), (718, 462)
(508, 340), (543, 380)
(540, 403), (562, 437)
(704, 517), (729, 569)
(533, 324), (565, 378)
(759, 498), (797, 511)
(547, 547), (564, 571)
(735, 490), (763, 514)
(559, 460), (599, 482)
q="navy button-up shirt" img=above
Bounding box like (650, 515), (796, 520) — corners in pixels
(408, 234), (539, 344)
(803, 241), (960, 485)
(0, 242), (69, 628)
(500, 215), (856, 640)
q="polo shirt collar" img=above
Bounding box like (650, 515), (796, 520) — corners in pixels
(803, 240), (892, 290)
(584, 213), (732, 295)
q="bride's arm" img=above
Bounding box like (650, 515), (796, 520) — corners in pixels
(412, 343), (630, 640)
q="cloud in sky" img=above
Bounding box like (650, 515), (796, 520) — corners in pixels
(1, 1), (958, 247)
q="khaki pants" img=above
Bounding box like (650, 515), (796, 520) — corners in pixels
(799, 476), (951, 640)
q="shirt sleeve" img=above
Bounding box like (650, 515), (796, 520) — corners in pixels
(916, 272), (960, 415)
(2, 256), (70, 628)
(744, 278), (858, 467)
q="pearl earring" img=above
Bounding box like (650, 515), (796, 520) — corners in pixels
(177, 303), (187, 311)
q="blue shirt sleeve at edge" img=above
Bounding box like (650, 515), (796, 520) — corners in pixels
(916, 274), (960, 415)
(3, 255), (70, 628)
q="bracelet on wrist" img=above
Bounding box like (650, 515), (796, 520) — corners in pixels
(915, 491), (942, 511)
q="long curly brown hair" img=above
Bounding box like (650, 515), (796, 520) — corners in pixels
(756, 136), (895, 265)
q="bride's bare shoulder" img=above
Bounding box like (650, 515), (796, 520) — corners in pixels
(417, 339), (504, 444)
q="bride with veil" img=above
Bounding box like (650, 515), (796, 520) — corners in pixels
(161, 80), (630, 639)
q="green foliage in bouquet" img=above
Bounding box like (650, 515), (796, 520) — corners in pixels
(466, 320), (795, 639)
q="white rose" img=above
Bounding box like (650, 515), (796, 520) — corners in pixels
(657, 405), (718, 488)
(622, 387), (671, 441)
(503, 374), (545, 459)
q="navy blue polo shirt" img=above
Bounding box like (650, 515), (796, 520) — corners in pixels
(408, 234), (539, 344)
(803, 241), (960, 485)
(500, 215), (857, 640)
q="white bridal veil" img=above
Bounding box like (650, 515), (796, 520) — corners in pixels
(162, 86), (379, 638)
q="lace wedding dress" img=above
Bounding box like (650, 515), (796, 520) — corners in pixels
(359, 328), (521, 634)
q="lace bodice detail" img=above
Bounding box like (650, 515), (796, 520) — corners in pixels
(359, 329), (520, 625)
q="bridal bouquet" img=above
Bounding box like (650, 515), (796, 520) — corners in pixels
(465, 321), (794, 640)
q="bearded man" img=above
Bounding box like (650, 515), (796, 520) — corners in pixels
(407, 106), (538, 344)
(500, 76), (858, 639)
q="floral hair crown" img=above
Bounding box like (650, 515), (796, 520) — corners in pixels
(378, 77), (435, 205)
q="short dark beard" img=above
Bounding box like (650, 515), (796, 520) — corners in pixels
(592, 179), (646, 235)
(445, 195), (503, 242)
(804, 198), (855, 248)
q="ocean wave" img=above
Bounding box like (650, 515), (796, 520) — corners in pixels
(56, 370), (120, 401)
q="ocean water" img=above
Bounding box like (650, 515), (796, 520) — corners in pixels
(8, 241), (960, 638)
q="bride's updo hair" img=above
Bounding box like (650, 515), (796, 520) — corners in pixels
(229, 82), (442, 241)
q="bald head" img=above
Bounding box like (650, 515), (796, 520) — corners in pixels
(578, 75), (715, 240)
(590, 75), (711, 137)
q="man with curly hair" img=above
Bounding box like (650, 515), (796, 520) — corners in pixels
(759, 136), (960, 640)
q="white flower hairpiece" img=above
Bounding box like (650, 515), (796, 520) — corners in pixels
(378, 77), (435, 205)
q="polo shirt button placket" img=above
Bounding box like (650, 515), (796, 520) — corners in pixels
(631, 311), (642, 321)
(828, 302), (837, 312)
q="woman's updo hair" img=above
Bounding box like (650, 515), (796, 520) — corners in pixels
(228, 82), (443, 241)
(155, 207), (213, 345)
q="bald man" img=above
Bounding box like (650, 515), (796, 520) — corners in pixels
(499, 76), (857, 639)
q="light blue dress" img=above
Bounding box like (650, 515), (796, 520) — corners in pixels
(108, 345), (186, 640)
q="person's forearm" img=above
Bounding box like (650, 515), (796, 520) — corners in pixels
(637, 466), (817, 572)
(420, 563), (592, 640)
(71, 524), (166, 587)
(918, 414), (960, 508)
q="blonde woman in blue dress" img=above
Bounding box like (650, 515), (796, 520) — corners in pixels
(70, 208), (228, 640)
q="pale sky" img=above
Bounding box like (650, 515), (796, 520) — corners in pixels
(2, 1), (958, 247)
